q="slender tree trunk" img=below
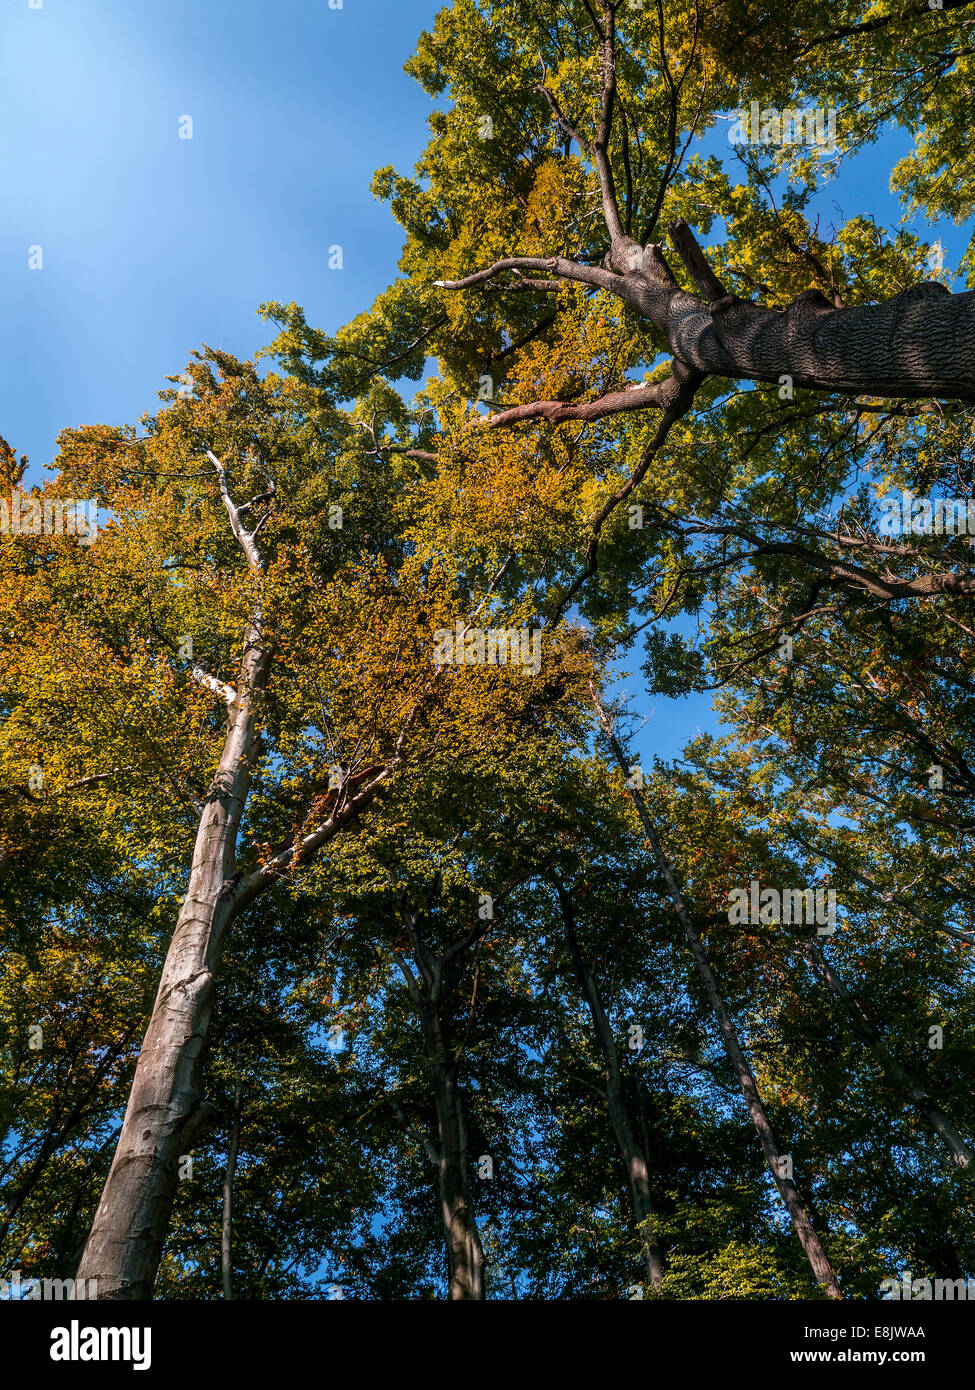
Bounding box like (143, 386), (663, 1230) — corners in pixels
(592, 692), (844, 1298)
(432, 1059), (484, 1301)
(802, 940), (974, 1168)
(555, 878), (665, 1291)
(73, 615), (269, 1300)
(393, 901), (485, 1301)
(221, 1086), (241, 1300)
(0, 1031), (134, 1258)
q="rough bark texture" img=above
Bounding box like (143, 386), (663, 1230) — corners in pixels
(615, 250), (975, 403)
(555, 877), (665, 1292)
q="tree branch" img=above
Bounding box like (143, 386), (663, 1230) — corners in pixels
(434, 256), (620, 294)
(482, 375), (685, 428)
(191, 665), (239, 707)
(797, 0), (975, 56)
(206, 450), (265, 573)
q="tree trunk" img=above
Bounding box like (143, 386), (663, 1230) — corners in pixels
(592, 695), (844, 1298)
(432, 1059), (484, 1300)
(73, 618), (268, 1300)
(221, 1087), (241, 1300)
(555, 878), (665, 1292)
(802, 940), (974, 1168)
(392, 897), (487, 1301)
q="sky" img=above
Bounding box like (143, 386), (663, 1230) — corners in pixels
(0, 0), (442, 474)
(2, 0), (970, 764)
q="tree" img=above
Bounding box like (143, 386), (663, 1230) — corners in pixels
(5, 0), (975, 1302)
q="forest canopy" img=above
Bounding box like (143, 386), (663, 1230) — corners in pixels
(2, 0), (975, 1304)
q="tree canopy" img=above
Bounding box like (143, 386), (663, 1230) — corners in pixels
(2, 0), (974, 1304)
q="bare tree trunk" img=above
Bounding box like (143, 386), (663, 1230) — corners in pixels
(75, 455), (273, 1301)
(802, 940), (974, 1168)
(74, 615), (268, 1300)
(432, 1059), (484, 1300)
(554, 876), (665, 1292)
(591, 691), (844, 1299)
(221, 1085), (241, 1300)
(66, 452), (401, 1300)
(392, 896), (485, 1301)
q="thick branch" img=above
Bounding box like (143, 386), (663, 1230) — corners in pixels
(483, 377), (681, 428)
(670, 219), (729, 304)
(207, 450), (265, 573)
(628, 228), (975, 402)
(435, 257), (620, 294)
(798, 0), (975, 55)
(437, 227), (975, 403)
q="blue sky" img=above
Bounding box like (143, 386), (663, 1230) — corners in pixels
(2, 0), (969, 762)
(1, 0), (441, 474)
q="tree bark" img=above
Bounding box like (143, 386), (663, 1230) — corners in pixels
(554, 877), (665, 1292)
(432, 1059), (484, 1301)
(592, 691), (844, 1298)
(617, 249), (975, 404)
(392, 900), (485, 1301)
(73, 614), (269, 1299)
(221, 1086), (241, 1300)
